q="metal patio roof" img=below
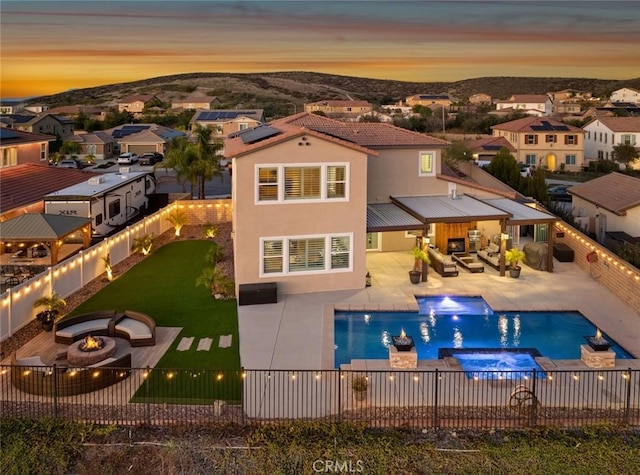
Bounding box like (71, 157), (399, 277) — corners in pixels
(481, 197), (556, 225)
(367, 203), (423, 232)
(390, 194), (510, 224)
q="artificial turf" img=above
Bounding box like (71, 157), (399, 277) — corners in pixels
(66, 240), (241, 402)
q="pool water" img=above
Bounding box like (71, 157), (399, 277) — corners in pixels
(333, 296), (633, 368)
(451, 351), (546, 380)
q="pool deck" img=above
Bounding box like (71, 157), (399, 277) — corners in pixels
(238, 251), (640, 371)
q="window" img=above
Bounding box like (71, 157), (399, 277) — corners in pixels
(40, 143), (46, 161)
(256, 164), (348, 202)
(258, 167), (278, 201)
(598, 150), (604, 159)
(525, 134), (536, 145)
(260, 233), (352, 276)
(1, 147), (17, 167)
(621, 134), (636, 145)
(108, 199), (121, 219)
(95, 213), (103, 226)
(285, 167), (321, 200)
(565, 154), (576, 165)
(238, 123), (249, 131)
(604, 134), (607, 144)
(565, 135), (577, 145)
(525, 154), (537, 165)
(419, 151), (435, 176)
(545, 134), (557, 143)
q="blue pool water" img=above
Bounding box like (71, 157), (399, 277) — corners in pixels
(333, 296), (633, 368)
(452, 351), (546, 380)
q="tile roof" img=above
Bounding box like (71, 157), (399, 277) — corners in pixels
(277, 113), (450, 148)
(70, 131), (115, 144)
(119, 94), (156, 103)
(0, 213), (91, 240)
(464, 136), (516, 153)
(491, 116), (583, 133)
(496, 95), (551, 103)
(306, 100), (372, 107)
(569, 172), (640, 215)
(0, 128), (56, 145)
(0, 164), (98, 215)
(587, 116), (640, 132)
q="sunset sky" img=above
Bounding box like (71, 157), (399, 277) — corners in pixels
(1, 0), (639, 98)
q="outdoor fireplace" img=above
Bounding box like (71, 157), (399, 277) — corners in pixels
(447, 238), (466, 255)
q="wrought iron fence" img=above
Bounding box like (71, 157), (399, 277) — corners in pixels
(1, 365), (638, 429)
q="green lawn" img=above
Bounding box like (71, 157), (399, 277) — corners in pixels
(67, 240), (241, 402)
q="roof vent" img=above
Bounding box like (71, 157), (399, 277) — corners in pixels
(88, 176), (105, 185)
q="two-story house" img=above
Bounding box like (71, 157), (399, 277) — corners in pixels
(405, 94), (451, 108)
(495, 95), (553, 116)
(303, 100), (373, 119)
(610, 88), (640, 104)
(189, 109), (264, 136)
(0, 128), (55, 168)
(583, 116), (640, 168)
(117, 94), (160, 113)
(491, 117), (584, 171)
(225, 113), (556, 294)
(468, 93), (492, 106)
(1, 113), (75, 139)
(171, 96), (222, 110)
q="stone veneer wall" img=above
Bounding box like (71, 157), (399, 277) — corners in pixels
(554, 222), (640, 315)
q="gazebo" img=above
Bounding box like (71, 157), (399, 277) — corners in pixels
(0, 213), (92, 266)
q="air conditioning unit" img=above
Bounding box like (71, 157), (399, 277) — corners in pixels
(88, 176), (105, 185)
(119, 167), (130, 174)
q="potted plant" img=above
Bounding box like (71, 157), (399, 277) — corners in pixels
(352, 375), (368, 401)
(33, 292), (67, 331)
(505, 248), (526, 278)
(409, 246), (430, 284)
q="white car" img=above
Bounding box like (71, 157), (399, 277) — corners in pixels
(117, 152), (139, 164)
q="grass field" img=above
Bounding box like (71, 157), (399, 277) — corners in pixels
(67, 240), (241, 402)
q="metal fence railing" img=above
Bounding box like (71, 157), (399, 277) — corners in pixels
(1, 366), (638, 429)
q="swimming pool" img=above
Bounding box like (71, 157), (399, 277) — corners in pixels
(333, 296), (633, 368)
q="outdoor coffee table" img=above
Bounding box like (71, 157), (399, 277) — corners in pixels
(452, 253), (485, 273)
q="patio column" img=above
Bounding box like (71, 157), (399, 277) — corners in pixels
(547, 223), (555, 273)
(499, 220), (507, 276)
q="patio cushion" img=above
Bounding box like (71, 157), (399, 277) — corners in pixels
(16, 356), (47, 367)
(55, 318), (112, 339)
(115, 318), (152, 339)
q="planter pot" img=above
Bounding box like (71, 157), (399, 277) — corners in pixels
(41, 321), (54, 332)
(409, 270), (421, 284)
(353, 390), (367, 402)
(509, 266), (521, 278)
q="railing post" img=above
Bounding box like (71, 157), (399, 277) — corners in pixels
(338, 368), (342, 423)
(145, 366), (151, 426)
(241, 367), (246, 427)
(625, 368), (632, 426)
(530, 369), (538, 427)
(52, 363), (58, 419)
(433, 369), (439, 429)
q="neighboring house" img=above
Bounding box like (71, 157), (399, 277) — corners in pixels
(468, 93), (492, 105)
(583, 116), (640, 167)
(171, 96), (221, 110)
(355, 111), (393, 123)
(610, 88), (640, 104)
(304, 100), (373, 119)
(68, 131), (118, 160)
(569, 172), (640, 242)
(47, 105), (106, 120)
(495, 95), (553, 116)
(553, 101), (582, 115)
(104, 123), (185, 155)
(1, 113), (75, 139)
(0, 100), (24, 114)
(117, 94), (160, 113)
(491, 116), (585, 171)
(0, 163), (98, 221)
(463, 136), (516, 164)
(189, 109), (264, 136)
(550, 89), (575, 102)
(224, 113), (554, 294)
(405, 94), (451, 108)
(0, 128), (55, 168)
(23, 104), (48, 114)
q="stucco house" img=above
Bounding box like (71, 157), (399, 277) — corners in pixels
(569, 173), (640, 243)
(171, 96), (222, 110)
(583, 116), (640, 168)
(225, 113), (556, 295)
(405, 94), (451, 108)
(495, 95), (553, 117)
(468, 93), (492, 105)
(304, 100), (373, 119)
(1, 113), (75, 139)
(491, 116), (584, 171)
(117, 95), (160, 113)
(463, 136), (516, 164)
(104, 124), (185, 156)
(68, 131), (118, 160)
(0, 128), (55, 168)
(189, 109), (264, 136)
(610, 88), (640, 104)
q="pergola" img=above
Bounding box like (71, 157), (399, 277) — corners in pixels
(0, 213), (92, 266)
(367, 194), (557, 276)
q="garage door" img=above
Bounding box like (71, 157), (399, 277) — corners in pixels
(127, 145), (155, 154)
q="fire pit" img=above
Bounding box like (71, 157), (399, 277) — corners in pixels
(584, 329), (612, 352)
(67, 335), (116, 366)
(392, 329), (415, 352)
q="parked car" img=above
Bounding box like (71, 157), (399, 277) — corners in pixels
(117, 152), (139, 164)
(139, 152), (163, 165)
(548, 185), (572, 202)
(520, 164), (533, 177)
(57, 159), (81, 169)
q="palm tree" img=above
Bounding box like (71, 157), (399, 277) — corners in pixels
(131, 234), (154, 255)
(33, 292), (67, 329)
(102, 253), (113, 281)
(195, 266), (234, 297)
(166, 209), (187, 237)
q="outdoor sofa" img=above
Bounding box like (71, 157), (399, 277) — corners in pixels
(427, 247), (459, 277)
(54, 310), (155, 347)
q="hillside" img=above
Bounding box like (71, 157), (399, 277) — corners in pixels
(28, 71), (640, 110)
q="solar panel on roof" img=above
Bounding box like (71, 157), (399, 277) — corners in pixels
(239, 125), (281, 144)
(484, 145), (502, 150)
(554, 125), (569, 131)
(0, 128), (20, 139)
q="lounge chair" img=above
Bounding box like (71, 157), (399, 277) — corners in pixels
(477, 242), (501, 270)
(452, 252), (485, 273)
